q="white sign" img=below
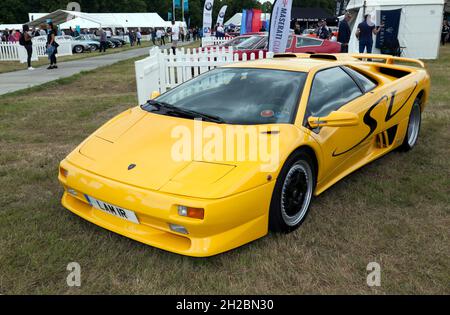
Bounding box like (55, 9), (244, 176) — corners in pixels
(203, 0), (215, 37)
(217, 5), (228, 26)
(268, 0), (293, 53)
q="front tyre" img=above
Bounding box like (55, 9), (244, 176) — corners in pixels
(400, 98), (422, 152)
(269, 150), (316, 233)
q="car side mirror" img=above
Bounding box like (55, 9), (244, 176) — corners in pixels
(150, 91), (160, 99)
(308, 111), (359, 128)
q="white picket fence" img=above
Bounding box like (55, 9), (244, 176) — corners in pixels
(201, 36), (233, 47)
(135, 46), (273, 105)
(0, 38), (72, 63)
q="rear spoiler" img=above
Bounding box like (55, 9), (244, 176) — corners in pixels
(351, 54), (425, 68)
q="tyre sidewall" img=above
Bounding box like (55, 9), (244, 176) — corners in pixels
(269, 150), (316, 233)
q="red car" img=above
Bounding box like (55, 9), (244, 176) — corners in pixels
(226, 33), (341, 60)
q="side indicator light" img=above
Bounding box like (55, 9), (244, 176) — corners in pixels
(178, 205), (204, 220)
(60, 166), (68, 178)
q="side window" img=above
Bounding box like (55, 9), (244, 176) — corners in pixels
(306, 67), (363, 118)
(286, 35), (293, 49)
(297, 37), (322, 48)
(343, 66), (378, 93)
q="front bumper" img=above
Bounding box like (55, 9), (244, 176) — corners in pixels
(59, 160), (274, 257)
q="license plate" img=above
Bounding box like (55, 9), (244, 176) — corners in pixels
(85, 195), (139, 224)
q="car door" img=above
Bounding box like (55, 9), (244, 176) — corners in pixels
(303, 66), (385, 186)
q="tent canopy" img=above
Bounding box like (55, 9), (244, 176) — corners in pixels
(0, 24), (23, 31)
(347, 0), (444, 8)
(291, 7), (334, 21)
(27, 10), (168, 29)
(345, 0), (445, 59)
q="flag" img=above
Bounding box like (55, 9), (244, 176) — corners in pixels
(268, 0), (293, 53)
(252, 9), (262, 32)
(240, 10), (247, 35)
(203, 0), (214, 37)
(217, 5), (228, 26)
(246, 9), (253, 35)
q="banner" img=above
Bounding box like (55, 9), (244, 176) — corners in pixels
(175, 1), (189, 12)
(202, 0), (214, 37)
(376, 9), (401, 49)
(240, 10), (247, 35)
(246, 9), (253, 35)
(217, 5), (228, 26)
(268, 0), (293, 53)
(252, 9), (262, 33)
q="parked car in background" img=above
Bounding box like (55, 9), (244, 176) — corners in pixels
(228, 33), (341, 60)
(34, 35), (95, 54)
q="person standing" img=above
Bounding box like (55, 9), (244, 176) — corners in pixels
(46, 22), (58, 69)
(171, 21), (179, 55)
(136, 30), (142, 46)
(356, 14), (382, 53)
(8, 30), (16, 42)
(338, 12), (352, 53)
(317, 20), (330, 40)
(151, 28), (156, 45)
(21, 25), (34, 70)
(442, 20), (449, 46)
(99, 28), (107, 53)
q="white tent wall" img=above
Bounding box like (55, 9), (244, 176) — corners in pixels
(346, 0), (445, 59)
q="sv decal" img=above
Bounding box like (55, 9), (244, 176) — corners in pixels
(332, 82), (418, 157)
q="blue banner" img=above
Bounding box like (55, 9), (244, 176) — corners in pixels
(174, 0), (189, 11)
(240, 10), (247, 35)
(246, 9), (253, 35)
(376, 9), (402, 49)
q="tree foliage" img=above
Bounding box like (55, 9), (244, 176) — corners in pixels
(0, 0), (336, 27)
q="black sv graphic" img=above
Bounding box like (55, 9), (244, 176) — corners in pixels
(332, 81), (418, 157)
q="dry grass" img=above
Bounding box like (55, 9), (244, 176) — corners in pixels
(0, 44), (448, 294)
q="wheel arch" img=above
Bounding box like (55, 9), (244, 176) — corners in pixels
(416, 89), (426, 112)
(287, 145), (319, 182)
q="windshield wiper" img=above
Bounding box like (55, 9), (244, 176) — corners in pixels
(142, 100), (226, 124)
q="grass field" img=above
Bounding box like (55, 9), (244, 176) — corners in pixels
(0, 40), (153, 74)
(0, 45), (448, 294)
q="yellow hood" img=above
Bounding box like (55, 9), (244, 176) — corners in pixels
(67, 107), (306, 199)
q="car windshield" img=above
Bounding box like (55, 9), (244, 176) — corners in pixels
(235, 36), (264, 49)
(220, 36), (250, 47)
(152, 68), (307, 125)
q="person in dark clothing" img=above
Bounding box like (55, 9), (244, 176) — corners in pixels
(21, 24), (34, 70)
(317, 20), (330, 39)
(99, 28), (107, 53)
(356, 14), (382, 53)
(442, 20), (449, 46)
(337, 12), (352, 53)
(46, 22), (58, 69)
(151, 28), (157, 45)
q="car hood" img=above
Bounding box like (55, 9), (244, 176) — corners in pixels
(66, 107), (306, 199)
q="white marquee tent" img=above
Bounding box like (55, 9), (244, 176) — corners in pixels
(27, 10), (170, 29)
(346, 0), (445, 59)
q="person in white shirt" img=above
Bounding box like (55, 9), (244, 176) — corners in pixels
(156, 28), (165, 46)
(171, 20), (179, 54)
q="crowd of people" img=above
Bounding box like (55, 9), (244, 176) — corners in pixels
(0, 22), (202, 70)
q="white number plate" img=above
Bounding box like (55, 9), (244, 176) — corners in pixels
(85, 195), (139, 224)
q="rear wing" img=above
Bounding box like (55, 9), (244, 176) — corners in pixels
(351, 54), (425, 68)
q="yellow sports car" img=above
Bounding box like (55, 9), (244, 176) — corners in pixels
(59, 53), (430, 257)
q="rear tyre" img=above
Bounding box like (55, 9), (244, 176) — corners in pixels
(73, 45), (84, 54)
(399, 98), (422, 152)
(269, 150), (316, 233)
(89, 44), (98, 52)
